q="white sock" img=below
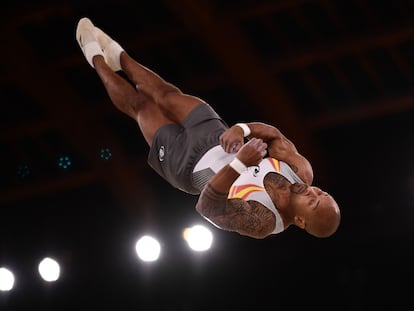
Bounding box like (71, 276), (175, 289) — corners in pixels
(84, 41), (104, 68)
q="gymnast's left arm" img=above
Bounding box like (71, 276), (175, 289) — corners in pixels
(220, 122), (313, 184)
(247, 122), (314, 184)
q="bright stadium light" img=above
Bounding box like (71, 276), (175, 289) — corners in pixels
(38, 257), (60, 282)
(135, 235), (161, 262)
(0, 267), (15, 291)
(183, 224), (213, 252)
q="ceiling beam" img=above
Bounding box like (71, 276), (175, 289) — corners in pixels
(307, 93), (414, 130)
(270, 25), (414, 73)
(229, 0), (319, 20)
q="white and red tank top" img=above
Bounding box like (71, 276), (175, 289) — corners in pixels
(228, 157), (303, 234)
(193, 145), (304, 234)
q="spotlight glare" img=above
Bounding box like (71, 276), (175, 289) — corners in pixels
(0, 267), (15, 291)
(183, 225), (213, 252)
(135, 235), (161, 262)
(38, 257), (60, 282)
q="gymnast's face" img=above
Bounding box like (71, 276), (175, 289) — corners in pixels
(289, 183), (331, 210)
(289, 183), (340, 237)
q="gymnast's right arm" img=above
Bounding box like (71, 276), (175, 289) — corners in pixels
(195, 139), (275, 239)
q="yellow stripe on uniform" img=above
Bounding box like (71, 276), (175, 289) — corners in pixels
(268, 158), (280, 172)
(228, 184), (264, 199)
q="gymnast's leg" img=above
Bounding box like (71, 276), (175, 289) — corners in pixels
(76, 17), (174, 146)
(91, 19), (205, 125)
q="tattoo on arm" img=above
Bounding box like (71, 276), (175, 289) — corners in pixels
(196, 184), (275, 239)
(196, 183), (228, 218)
(290, 165), (299, 173)
(220, 200), (275, 238)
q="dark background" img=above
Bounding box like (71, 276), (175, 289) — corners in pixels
(1, 0), (414, 310)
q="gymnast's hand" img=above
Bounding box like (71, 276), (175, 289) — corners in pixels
(236, 138), (267, 167)
(219, 126), (245, 153)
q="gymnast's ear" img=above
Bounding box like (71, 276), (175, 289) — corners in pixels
(294, 216), (306, 229)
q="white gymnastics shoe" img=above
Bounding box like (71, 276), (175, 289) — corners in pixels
(94, 26), (124, 71)
(76, 17), (104, 68)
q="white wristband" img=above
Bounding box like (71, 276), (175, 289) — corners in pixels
(235, 123), (251, 137)
(229, 158), (248, 174)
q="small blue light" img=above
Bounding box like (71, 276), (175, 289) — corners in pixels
(100, 148), (112, 161)
(58, 155), (72, 169)
(17, 164), (30, 178)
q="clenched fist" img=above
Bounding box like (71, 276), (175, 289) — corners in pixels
(219, 125), (245, 153)
(235, 138), (267, 167)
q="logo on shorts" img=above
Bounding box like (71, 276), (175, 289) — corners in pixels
(159, 146), (165, 162)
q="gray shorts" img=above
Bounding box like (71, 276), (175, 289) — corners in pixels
(147, 103), (229, 195)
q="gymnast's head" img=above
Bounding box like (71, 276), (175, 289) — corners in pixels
(289, 183), (341, 238)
